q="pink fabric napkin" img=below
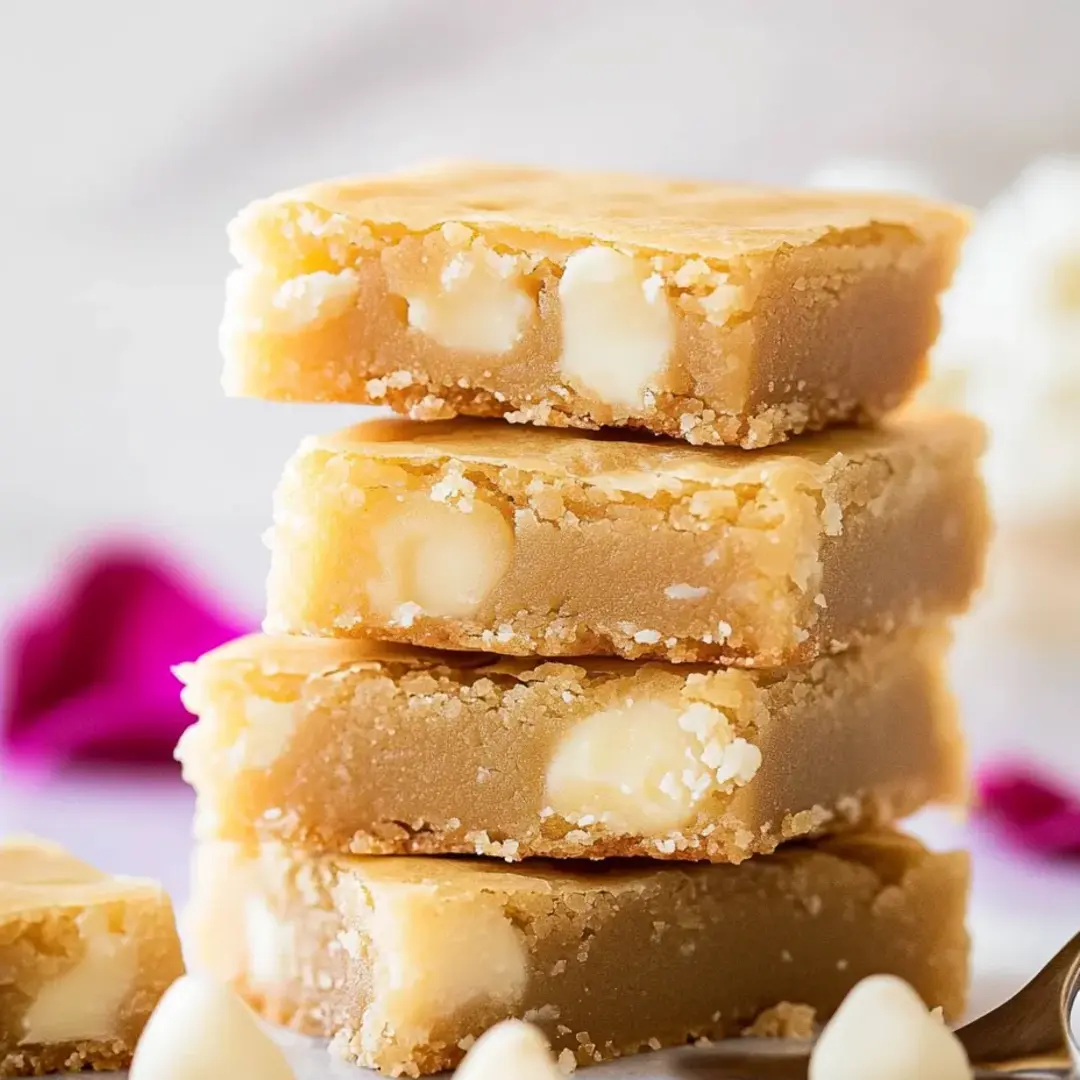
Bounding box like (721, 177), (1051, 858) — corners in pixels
(1, 545), (252, 775)
(976, 764), (1080, 858)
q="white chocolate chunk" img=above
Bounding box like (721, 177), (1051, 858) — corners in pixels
(366, 492), (514, 618)
(223, 266), (360, 336)
(455, 1020), (563, 1080)
(809, 975), (970, 1080)
(404, 245), (534, 353)
(558, 245), (673, 409)
(362, 887), (528, 1046)
(545, 698), (761, 834)
(231, 698), (298, 771)
(21, 908), (138, 1045)
(129, 975), (295, 1080)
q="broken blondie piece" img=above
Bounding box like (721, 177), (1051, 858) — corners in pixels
(187, 830), (970, 1076)
(221, 162), (968, 448)
(0, 836), (185, 1077)
(176, 628), (964, 862)
(264, 412), (989, 665)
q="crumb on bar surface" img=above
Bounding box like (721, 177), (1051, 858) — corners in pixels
(221, 162), (969, 447)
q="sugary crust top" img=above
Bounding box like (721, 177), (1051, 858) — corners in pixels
(0, 837), (164, 918)
(306, 829), (948, 895)
(239, 161), (970, 261)
(307, 411), (986, 487)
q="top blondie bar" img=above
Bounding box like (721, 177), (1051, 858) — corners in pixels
(221, 163), (969, 447)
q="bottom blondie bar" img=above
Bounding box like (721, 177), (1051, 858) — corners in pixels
(187, 830), (968, 1076)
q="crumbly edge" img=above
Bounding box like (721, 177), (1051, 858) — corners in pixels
(261, 372), (891, 450)
(317, 788), (926, 864)
(334, 999), (818, 1075)
(0, 1037), (132, 1077)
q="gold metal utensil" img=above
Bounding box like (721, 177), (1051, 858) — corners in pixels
(674, 930), (1080, 1078)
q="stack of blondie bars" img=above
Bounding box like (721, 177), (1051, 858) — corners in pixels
(177, 164), (989, 1076)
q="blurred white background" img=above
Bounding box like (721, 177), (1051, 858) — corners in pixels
(3, 0), (1080, 609)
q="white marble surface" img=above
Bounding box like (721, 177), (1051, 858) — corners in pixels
(2, 772), (1078, 1077)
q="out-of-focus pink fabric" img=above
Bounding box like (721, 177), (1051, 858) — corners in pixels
(1, 546), (251, 774)
(976, 764), (1080, 858)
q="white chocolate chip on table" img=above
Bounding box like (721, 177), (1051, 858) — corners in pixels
(454, 1020), (564, 1080)
(129, 975), (296, 1080)
(809, 974), (971, 1080)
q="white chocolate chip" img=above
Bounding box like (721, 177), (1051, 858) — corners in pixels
(390, 601), (423, 628)
(363, 889), (528, 1048)
(223, 266), (359, 336)
(454, 1019), (563, 1080)
(129, 975), (295, 1080)
(699, 279), (745, 325)
(545, 698), (761, 834)
(404, 244), (534, 353)
(558, 246), (673, 409)
(225, 697), (298, 771)
(21, 909), (138, 1046)
(366, 493), (514, 619)
(809, 975), (969, 1080)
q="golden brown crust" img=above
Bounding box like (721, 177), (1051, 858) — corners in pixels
(240, 162), (968, 260)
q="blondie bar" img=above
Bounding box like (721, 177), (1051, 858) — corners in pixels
(187, 831), (969, 1076)
(265, 413), (989, 664)
(176, 628), (964, 862)
(0, 837), (184, 1077)
(221, 163), (968, 447)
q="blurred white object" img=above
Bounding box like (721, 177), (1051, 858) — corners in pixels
(129, 975), (295, 1080)
(927, 159), (1080, 779)
(454, 1020), (563, 1080)
(933, 156), (1080, 528)
(809, 975), (970, 1080)
(805, 158), (941, 198)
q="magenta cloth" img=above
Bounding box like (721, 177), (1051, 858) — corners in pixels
(1, 546), (253, 774)
(976, 764), (1080, 857)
